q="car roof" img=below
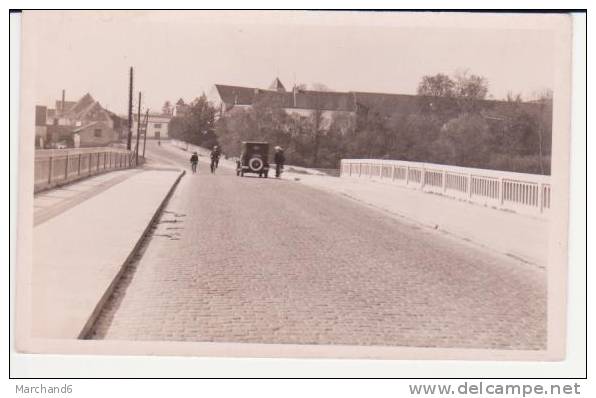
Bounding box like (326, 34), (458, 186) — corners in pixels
(242, 141), (269, 145)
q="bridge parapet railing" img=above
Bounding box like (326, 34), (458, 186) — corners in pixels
(34, 147), (136, 193)
(340, 159), (551, 216)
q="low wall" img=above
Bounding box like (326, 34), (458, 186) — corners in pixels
(34, 147), (136, 193)
(340, 159), (551, 216)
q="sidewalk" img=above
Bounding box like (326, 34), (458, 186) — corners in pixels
(32, 168), (184, 339)
(34, 169), (142, 226)
(288, 172), (549, 267)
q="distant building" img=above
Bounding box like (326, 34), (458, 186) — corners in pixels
(36, 92), (124, 148)
(132, 113), (171, 140)
(208, 77), (552, 134)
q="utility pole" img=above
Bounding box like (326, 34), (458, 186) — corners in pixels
(127, 67), (134, 150)
(135, 91), (141, 165)
(142, 109), (149, 158)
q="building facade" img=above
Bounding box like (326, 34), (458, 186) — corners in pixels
(132, 113), (171, 140)
(72, 121), (119, 147)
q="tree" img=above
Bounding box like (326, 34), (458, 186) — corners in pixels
(310, 83), (332, 92)
(531, 89), (553, 174)
(432, 114), (491, 167)
(453, 69), (488, 100)
(417, 74), (455, 97)
(162, 100), (172, 116)
(215, 108), (257, 156)
(168, 94), (217, 148)
(506, 92), (523, 103)
(395, 113), (442, 162)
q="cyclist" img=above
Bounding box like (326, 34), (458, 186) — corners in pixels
(190, 151), (199, 174)
(210, 145), (221, 173)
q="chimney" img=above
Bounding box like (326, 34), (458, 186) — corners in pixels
(293, 86), (297, 108)
(61, 89), (65, 114)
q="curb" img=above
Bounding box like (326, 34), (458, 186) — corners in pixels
(78, 169), (186, 339)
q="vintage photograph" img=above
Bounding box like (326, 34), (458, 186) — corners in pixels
(15, 10), (572, 362)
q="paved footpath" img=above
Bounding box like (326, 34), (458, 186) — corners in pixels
(34, 169), (142, 226)
(32, 167), (183, 339)
(90, 141), (546, 350)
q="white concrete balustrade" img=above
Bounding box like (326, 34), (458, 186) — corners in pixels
(340, 159), (551, 216)
(34, 148), (135, 193)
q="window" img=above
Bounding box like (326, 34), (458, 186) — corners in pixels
(94, 129), (102, 137)
(154, 123), (162, 129)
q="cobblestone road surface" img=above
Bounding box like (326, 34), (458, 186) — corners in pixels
(90, 142), (546, 350)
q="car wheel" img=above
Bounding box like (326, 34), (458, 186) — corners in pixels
(248, 157), (264, 173)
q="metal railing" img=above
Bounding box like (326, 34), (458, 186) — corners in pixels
(340, 159), (551, 215)
(34, 147), (136, 193)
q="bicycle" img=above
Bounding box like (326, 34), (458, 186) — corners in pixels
(210, 157), (219, 173)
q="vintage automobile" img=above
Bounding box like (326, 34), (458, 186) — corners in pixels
(236, 141), (270, 177)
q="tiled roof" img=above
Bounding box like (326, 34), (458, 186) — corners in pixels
(216, 84), (356, 112)
(63, 93), (112, 124)
(66, 93), (95, 117)
(353, 92), (420, 115)
(213, 81), (551, 123)
(215, 85), (258, 106)
(55, 100), (77, 114)
(293, 90), (355, 112)
(253, 90), (293, 108)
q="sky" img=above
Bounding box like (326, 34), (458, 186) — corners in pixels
(24, 11), (558, 115)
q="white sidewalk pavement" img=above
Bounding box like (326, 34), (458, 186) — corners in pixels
(34, 169), (142, 226)
(32, 169), (184, 339)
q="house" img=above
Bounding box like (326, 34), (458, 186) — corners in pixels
(36, 92), (123, 148)
(132, 113), (171, 140)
